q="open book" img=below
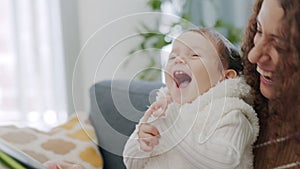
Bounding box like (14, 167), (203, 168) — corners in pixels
(0, 139), (47, 169)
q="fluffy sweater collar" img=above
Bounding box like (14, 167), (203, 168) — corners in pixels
(157, 76), (253, 109)
(185, 76), (253, 107)
(156, 77), (258, 144)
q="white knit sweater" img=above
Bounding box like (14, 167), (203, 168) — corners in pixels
(123, 77), (259, 169)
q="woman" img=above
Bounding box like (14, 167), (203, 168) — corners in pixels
(241, 0), (300, 168)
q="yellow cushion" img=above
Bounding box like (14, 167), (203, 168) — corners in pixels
(0, 113), (103, 169)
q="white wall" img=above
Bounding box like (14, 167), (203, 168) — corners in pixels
(62, 0), (254, 113)
(73, 0), (160, 112)
(60, 0), (81, 114)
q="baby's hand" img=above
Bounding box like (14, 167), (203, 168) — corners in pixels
(142, 96), (171, 121)
(137, 123), (160, 152)
(137, 94), (171, 152)
(43, 161), (84, 169)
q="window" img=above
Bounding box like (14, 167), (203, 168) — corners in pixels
(0, 0), (67, 131)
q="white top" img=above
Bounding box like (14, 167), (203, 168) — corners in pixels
(123, 77), (259, 169)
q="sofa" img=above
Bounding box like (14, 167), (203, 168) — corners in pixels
(89, 80), (164, 169)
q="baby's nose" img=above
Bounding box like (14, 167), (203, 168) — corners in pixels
(174, 55), (186, 64)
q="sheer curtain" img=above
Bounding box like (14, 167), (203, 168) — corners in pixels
(0, 0), (67, 131)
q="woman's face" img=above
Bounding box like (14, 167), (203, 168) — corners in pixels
(247, 0), (284, 99)
(165, 31), (224, 104)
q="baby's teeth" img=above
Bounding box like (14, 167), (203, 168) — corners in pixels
(175, 71), (183, 75)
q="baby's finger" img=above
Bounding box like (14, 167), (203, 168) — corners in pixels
(59, 163), (84, 169)
(138, 131), (160, 145)
(141, 136), (159, 146)
(43, 161), (58, 169)
(139, 124), (160, 137)
(153, 99), (169, 117)
(139, 140), (153, 152)
(139, 135), (159, 152)
(141, 107), (156, 122)
(152, 108), (166, 117)
(150, 136), (159, 146)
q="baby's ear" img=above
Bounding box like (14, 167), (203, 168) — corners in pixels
(224, 69), (237, 79)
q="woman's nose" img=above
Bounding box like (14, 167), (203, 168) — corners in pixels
(248, 38), (270, 64)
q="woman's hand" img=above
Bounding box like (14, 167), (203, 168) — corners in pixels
(43, 161), (84, 169)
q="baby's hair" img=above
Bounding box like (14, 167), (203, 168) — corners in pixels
(189, 28), (243, 75)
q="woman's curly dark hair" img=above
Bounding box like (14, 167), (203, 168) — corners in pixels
(241, 0), (300, 166)
(274, 0), (300, 134)
(241, 0), (267, 127)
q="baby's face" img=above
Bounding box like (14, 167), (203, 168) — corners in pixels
(165, 31), (224, 104)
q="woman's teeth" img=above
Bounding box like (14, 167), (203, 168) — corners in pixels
(257, 67), (272, 80)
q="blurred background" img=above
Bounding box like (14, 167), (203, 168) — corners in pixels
(0, 0), (254, 131)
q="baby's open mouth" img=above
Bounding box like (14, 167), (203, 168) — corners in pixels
(173, 71), (192, 88)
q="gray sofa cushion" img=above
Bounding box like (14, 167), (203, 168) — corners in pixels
(89, 80), (164, 169)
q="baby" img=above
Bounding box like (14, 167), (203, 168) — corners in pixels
(123, 28), (259, 169)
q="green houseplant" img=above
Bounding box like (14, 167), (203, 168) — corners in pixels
(131, 0), (243, 81)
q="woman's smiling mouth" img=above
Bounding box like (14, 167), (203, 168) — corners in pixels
(257, 66), (273, 85)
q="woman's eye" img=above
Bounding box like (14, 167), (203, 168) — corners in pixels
(256, 28), (262, 34)
(192, 54), (200, 57)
